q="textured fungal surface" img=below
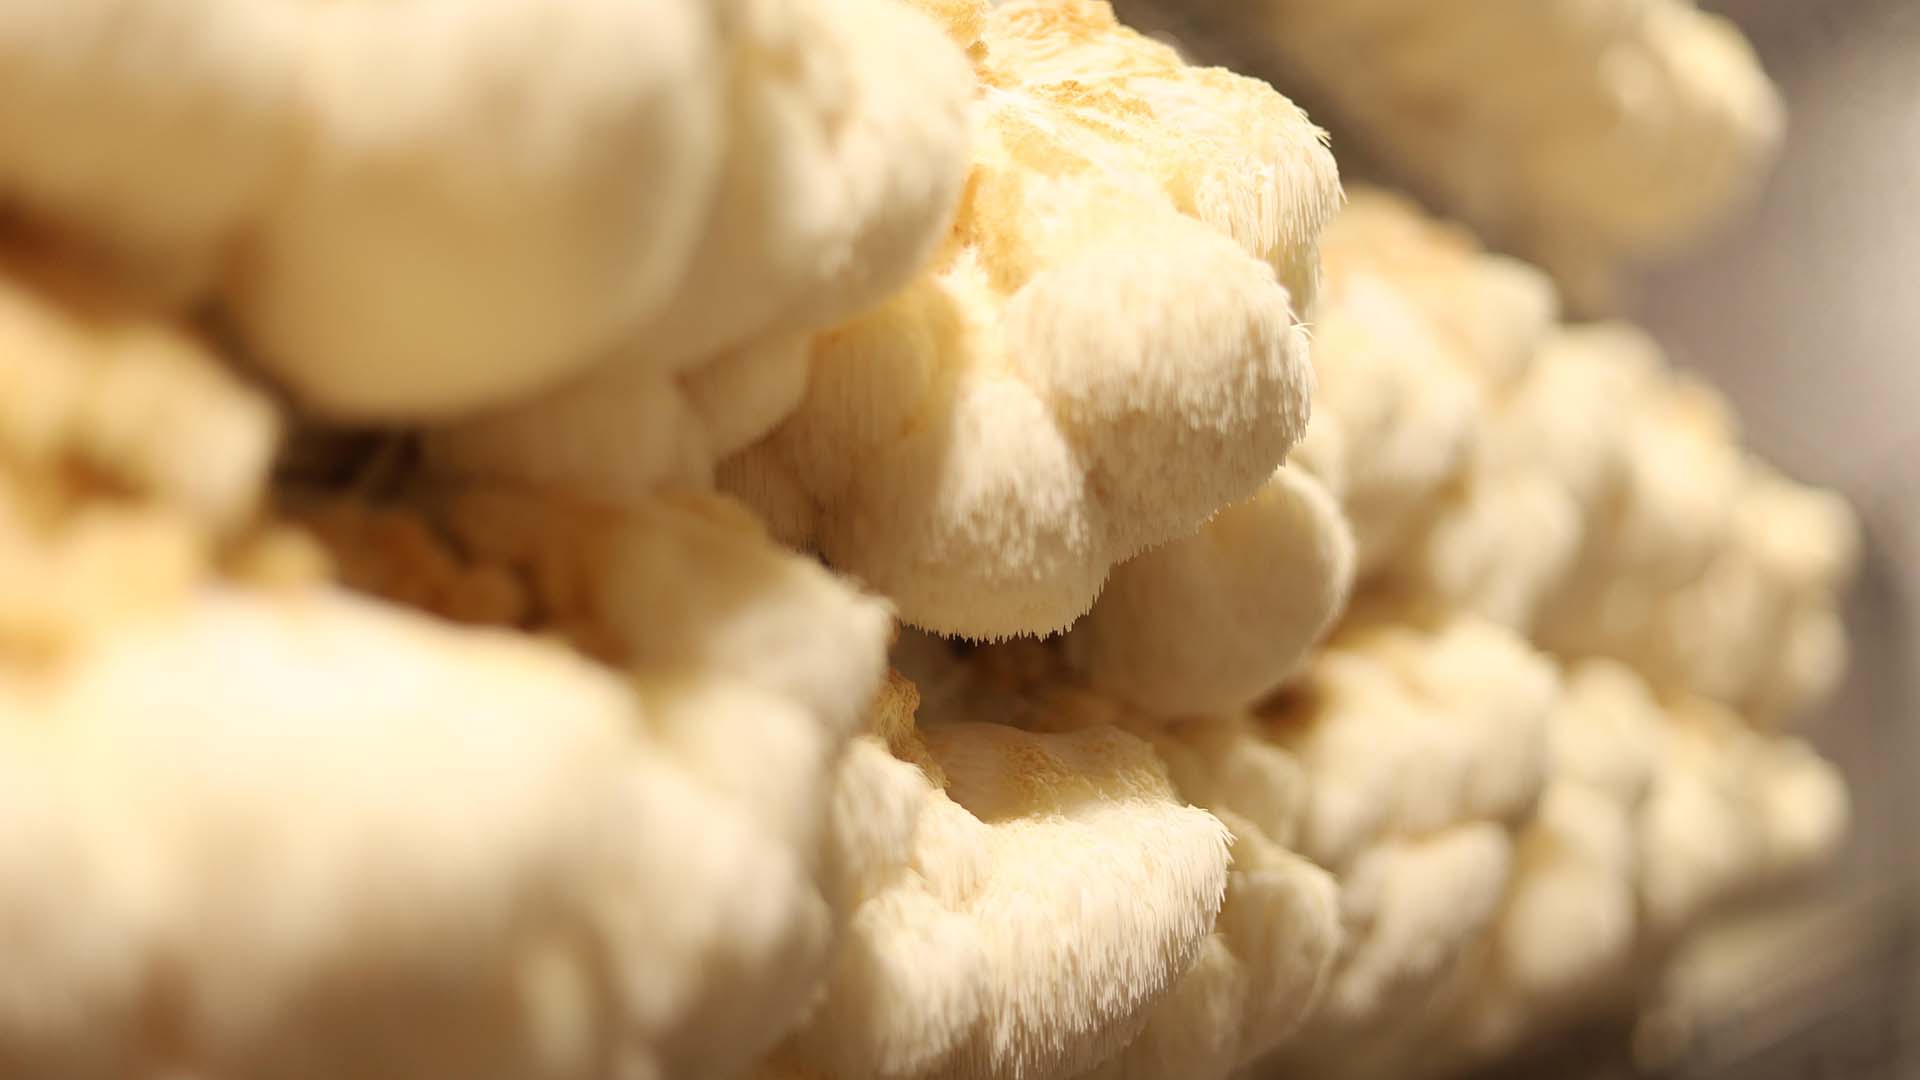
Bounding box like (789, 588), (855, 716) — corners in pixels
(722, 0), (1340, 639)
(0, 1), (1866, 1079)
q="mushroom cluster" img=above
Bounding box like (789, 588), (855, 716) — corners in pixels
(0, 1), (1856, 1079)
(1132, 0), (1783, 301)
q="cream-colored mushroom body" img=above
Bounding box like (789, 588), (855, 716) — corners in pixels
(763, 674), (1234, 1080)
(1164, 0), (1781, 295)
(0, 0), (973, 422)
(1064, 465), (1355, 716)
(1073, 812), (1340, 1080)
(722, 0), (1340, 639)
(0, 579), (886, 1080)
(0, 259), (899, 1080)
(425, 0), (977, 497)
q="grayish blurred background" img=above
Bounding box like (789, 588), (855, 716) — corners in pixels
(1626, 3), (1919, 1072)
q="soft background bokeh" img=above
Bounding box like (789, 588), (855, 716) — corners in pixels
(1623, 2), (1919, 1073)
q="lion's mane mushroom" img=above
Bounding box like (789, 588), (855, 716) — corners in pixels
(720, 0), (1340, 639)
(0, 0), (973, 421)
